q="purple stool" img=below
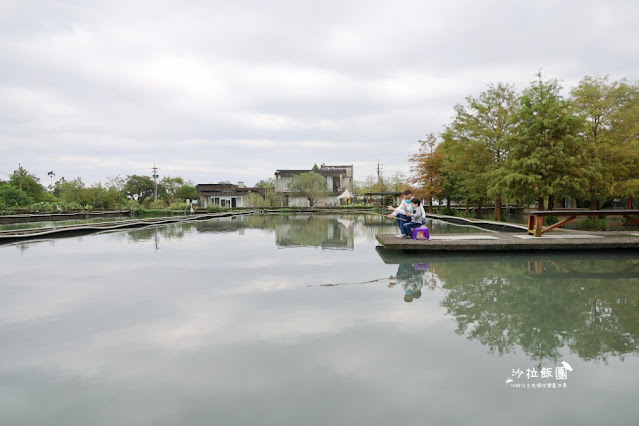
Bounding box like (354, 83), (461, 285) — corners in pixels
(412, 263), (430, 270)
(412, 226), (430, 240)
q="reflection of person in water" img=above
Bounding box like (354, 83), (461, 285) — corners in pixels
(394, 263), (424, 303)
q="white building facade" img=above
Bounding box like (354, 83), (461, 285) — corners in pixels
(274, 164), (354, 207)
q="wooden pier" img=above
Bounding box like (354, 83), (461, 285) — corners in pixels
(376, 231), (639, 252)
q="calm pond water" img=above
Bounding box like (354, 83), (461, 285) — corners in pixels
(1, 214), (638, 425)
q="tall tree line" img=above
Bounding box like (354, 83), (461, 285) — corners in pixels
(0, 171), (197, 211)
(411, 73), (639, 218)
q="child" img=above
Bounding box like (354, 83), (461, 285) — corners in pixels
(401, 198), (425, 238)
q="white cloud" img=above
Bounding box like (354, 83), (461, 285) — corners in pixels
(1, 0), (638, 185)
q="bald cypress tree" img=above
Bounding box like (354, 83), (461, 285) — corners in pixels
(571, 76), (639, 207)
(441, 83), (517, 219)
(498, 73), (589, 210)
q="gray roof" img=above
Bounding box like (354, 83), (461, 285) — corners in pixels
(275, 169), (346, 177)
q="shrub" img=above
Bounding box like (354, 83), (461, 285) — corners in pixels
(205, 205), (230, 213)
(577, 218), (610, 231)
(149, 199), (168, 210)
(544, 216), (559, 225)
(441, 207), (459, 216)
(0, 185), (34, 207)
(169, 202), (189, 210)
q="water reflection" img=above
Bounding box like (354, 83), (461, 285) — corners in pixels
(114, 213), (487, 251)
(2, 214), (639, 424)
(274, 215), (354, 249)
(377, 249), (639, 364)
(389, 263), (431, 303)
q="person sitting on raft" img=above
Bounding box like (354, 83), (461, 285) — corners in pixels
(401, 198), (426, 238)
(386, 190), (413, 235)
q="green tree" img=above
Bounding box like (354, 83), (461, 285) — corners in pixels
(0, 185), (34, 207)
(9, 167), (46, 202)
(255, 178), (280, 206)
(255, 178), (275, 188)
(441, 83), (518, 219)
(288, 172), (329, 207)
(174, 182), (197, 202)
(571, 76), (639, 207)
(58, 178), (86, 204)
(498, 73), (589, 210)
(436, 140), (467, 213)
(124, 175), (155, 202)
(158, 177), (197, 202)
(312, 163), (320, 171)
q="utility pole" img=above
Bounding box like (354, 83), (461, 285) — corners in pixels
(376, 159), (383, 186)
(152, 163), (159, 201)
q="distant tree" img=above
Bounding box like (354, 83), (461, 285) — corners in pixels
(82, 183), (124, 209)
(254, 178), (279, 206)
(57, 178), (86, 204)
(9, 167), (46, 202)
(410, 134), (445, 213)
(105, 176), (126, 193)
(255, 178), (275, 188)
(312, 164), (320, 171)
(386, 171), (408, 193)
(174, 182), (197, 201)
(353, 175), (377, 193)
(159, 177), (183, 200)
(0, 185), (34, 207)
(52, 177), (66, 197)
(217, 180), (232, 185)
(124, 175), (155, 202)
(288, 172), (329, 207)
(47, 171), (55, 190)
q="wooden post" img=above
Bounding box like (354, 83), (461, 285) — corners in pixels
(527, 215), (535, 235)
(535, 215), (544, 237)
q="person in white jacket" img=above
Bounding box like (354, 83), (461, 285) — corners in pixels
(386, 190), (413, 236)
(401, 198), (426, 238)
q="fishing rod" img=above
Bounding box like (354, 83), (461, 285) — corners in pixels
(365, 211), (410, 221)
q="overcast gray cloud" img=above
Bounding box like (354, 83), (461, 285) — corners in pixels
(1, 0), (638, 186)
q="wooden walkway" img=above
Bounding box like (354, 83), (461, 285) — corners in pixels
(376, 231), (639, 251)
(0, 211), (256, 244)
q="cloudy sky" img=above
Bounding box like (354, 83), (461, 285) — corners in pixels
(1, 0), (637, 187)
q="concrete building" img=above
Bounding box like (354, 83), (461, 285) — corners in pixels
(196, 182), (264, 208)
(275, 164), (353, 207)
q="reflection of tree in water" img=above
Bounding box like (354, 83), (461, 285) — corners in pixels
(195, 215), (281, 234)
(119, 223), (193, 242)
(111, 213), (425, 247)
(431, 256), (639, 364)
(118, 214), (359, 250)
